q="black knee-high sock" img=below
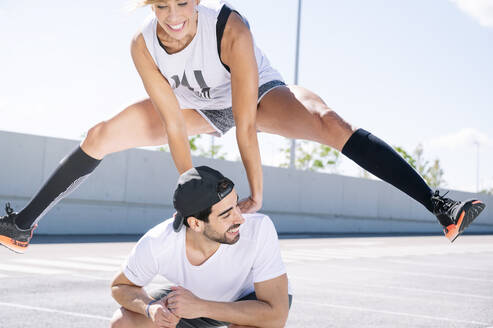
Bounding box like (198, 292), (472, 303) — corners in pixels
(15, 147), (101, 229)
(342, 128), (434, 213)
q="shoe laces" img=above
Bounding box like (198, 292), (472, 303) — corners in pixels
(5, 203), (14, 216)
(431, 190), (458, 214)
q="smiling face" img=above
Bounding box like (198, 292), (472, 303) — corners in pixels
(152, 0), (199, 41)
(200, 189), (245, 245)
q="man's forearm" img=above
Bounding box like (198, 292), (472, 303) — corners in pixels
(201, 299), (286, 328)
(111, 284), (153, 317)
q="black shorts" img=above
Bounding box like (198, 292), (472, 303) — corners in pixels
(149, 287), (293, 328)
(195, 80), (286, 137)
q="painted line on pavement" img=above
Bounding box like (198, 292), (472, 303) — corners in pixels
(296, 300), (491, 326)
(0, 302), (111, 321)
(68, 256), (125, 266)
(301, 285), (431, 303)
(386, 259), (493, 272)
(291, 276), (493, 300)
(71, 273), (113, 281)
(14, 258), (119, 271)
(292, 264), (493, 283)
(0, 263), (70, 275)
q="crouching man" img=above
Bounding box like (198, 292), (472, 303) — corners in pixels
(110, 166), (292, 328)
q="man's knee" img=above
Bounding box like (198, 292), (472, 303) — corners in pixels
(109, 308), (128, 328)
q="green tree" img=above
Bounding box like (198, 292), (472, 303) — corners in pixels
(394, 143), (445, 188)
(426, 159), (445, 188)
(279, 140), (340, 172)
(189, 135), (200, 152)
(480, 188), (493, 195)
(157, 135), (226, 160)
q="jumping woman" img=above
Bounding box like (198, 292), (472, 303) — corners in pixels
(0, 0), (485, 253)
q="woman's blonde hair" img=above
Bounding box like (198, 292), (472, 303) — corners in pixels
(126, 0), (163, 11)
(138, 0), (165, 6)
(126, 0), (198, 11)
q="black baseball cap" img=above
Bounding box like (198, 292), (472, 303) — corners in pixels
(173, 166), (234, 232)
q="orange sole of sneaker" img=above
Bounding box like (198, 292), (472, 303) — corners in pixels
(444, 212), (463, 242)
(445, 200), (486, 243)
(445, 227), (460, 242)
(0, 235), (29, 254)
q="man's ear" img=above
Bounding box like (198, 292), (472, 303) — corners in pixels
(186, 217), (204, 232)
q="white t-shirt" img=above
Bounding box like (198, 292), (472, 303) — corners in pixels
(123, 213), (291, 302)
(140, 0), (284, 111)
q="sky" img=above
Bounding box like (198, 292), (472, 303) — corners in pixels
(1, 0), (492, 193)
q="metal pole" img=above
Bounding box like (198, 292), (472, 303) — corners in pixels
(290, 0), (302, 168)
(211, 135), (215, 159)
(294, 0), (302, 85)
(475, 141), (480, 192)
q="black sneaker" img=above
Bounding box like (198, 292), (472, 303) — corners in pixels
(431, 191), (486, 243)
(0, 203), (37, 253)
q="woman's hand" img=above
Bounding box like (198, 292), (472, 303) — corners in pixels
(238, 196), (262, 213)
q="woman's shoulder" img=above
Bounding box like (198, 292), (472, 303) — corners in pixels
(137, 14), (157, 39)
(131, 15), (157, 61)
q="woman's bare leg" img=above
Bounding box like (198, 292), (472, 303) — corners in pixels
(256, 85), (438, 217)
(257, 85), (354, 150)
(10, 99), (214, 233)
(82, 98), (215, 159)
(257, 85), (486, 241)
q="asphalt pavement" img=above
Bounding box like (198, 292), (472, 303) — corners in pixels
(0, 235), (492, 328)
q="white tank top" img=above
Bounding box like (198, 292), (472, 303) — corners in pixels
(140, 0), (284, 110)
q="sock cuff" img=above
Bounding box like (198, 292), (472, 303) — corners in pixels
(64, 146), (101, 165)
(341, 128), (371, 156)
(61, 147), (101, 170)
(75, 146), (100, 162)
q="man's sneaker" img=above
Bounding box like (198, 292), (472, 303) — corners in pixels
(0, 203), (37, 253)
(431, 191), (486, 243)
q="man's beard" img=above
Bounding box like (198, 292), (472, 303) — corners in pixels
(203, 224), (241, 245)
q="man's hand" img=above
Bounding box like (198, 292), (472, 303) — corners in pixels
(149, 300), (180, 328)
(238, 196), (262, 213)
(167, 286), (205, 319)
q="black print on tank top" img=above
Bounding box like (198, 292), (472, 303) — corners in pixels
(170, 70), (211, 99)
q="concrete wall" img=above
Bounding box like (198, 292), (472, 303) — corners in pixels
(1, 130), (492, 235)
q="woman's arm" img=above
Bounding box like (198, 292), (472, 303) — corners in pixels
(130, 33), (192, 174)
(221, 13), (263, 213)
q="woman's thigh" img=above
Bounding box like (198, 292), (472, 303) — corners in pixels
(256, 85), (354, 151)
(81, 98), (216, 159)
